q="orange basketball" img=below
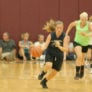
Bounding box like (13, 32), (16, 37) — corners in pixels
(31, 46), (43, 58)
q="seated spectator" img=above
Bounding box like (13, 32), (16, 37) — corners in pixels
(0, 32), (16, 61)
(34, 34), (45, 60)
(17, 32), (33, 61)
(66, 42), (76, 60)
(34, 34), (45, 47)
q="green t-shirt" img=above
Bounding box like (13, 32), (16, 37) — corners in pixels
(74, 20), (89, 46)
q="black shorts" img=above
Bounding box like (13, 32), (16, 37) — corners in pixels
(73, 42), (89, 53)
(88, 45), (92, 49)
(17, 53), (31, 60)
(45, 53), (64, 71)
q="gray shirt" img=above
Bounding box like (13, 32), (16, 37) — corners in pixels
(0, 39), (16, 53)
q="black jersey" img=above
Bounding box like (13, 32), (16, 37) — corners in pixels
(46, 32), (65, 55)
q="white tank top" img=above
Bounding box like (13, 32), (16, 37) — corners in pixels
(89, 37), (92, 45)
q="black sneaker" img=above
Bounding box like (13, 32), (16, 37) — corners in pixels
(40, 80), (48, 89)
(38, 74), (44, 80)
(38, 71), (46, 80)
(74, 74), (80, 80)
(74, 76), (80, 80)
(80, 72), (84, 78)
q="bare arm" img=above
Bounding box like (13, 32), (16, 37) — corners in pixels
(88, 22), (92, 36)
(41, 34), (51, 51)
(66, 21), (77, 35)
(56, 36), (70, 52)
(29, 41), (34, 48)
(19, 41), (25, 48)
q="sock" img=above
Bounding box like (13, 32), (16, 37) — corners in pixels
(76, 66), (80, 76)
(41, 71), (46, 76)
(38, 71), (47, 80)
(80, 65), (84, 77)
(80, 65), (84, 72)
(42, 78), (47, 83)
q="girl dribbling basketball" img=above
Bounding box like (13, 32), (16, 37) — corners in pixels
(38, 21), (69, 88)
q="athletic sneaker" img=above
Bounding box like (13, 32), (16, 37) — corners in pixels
(38, 71), (46, 80)
(74, 74), (80, 80)
(40, 80), (48, 89)
(90, 69), (92, 74)
(80, 73), (84, 78)
(74, 76), (80, 80)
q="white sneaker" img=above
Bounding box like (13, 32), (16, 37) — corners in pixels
(85, 60), (90, 68)
(90, 69), (92, 74)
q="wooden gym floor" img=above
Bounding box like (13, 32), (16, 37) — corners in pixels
(0, 60), (92, 92)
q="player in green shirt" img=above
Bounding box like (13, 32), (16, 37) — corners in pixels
(66, 12), (90, 80)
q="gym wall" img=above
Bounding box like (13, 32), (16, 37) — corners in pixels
(0, 0), (92, 42)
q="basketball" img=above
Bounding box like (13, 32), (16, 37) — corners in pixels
(31, 46), (43, 58)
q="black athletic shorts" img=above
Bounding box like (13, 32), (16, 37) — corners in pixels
(73, 41), (89, 53)
(45, 53), (64, 71)
(88, 45), (92, 49)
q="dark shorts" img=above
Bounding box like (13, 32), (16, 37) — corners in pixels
(45, 53), (64, 71)
(17, 53), (31, 60)
(73, 42), (89, 53)
(88, 45), (92, 49)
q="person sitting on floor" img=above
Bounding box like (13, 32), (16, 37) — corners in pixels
(17, 32), (33, 61)
(34, 34), (45, 60)
(0, 32), (16, 61)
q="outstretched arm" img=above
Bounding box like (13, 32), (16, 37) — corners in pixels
(66, 21), (76, 35)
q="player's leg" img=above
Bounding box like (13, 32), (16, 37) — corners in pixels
(80, 46), (89, 78)
(80, 53), (85, 78)
(38, 54), (53, 80)
(87, 47), (92, 73)
(40, 54), (63, 88)
(40, 69), (57, 88)
(74, 46), (82, 80)
(38, 62), (52, 80)
(19, 48), (26, 61)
